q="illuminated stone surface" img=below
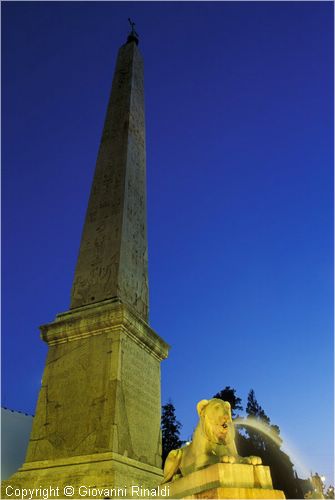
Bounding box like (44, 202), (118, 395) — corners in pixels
(2, 35), (169, 499)
(162, 400), (285, 499)
(28, 301), (168, 464)
(71, 39), (149, 321)
(4, 452), (164, 498)
(163, 399), (262, 483)
(2, 301), (168, 497)
(166, 463), (286, 499)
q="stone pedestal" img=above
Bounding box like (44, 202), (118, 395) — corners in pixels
(2, 452), (165, 499)
(2, 300), (169, 498)
(166, 463), (286, 499)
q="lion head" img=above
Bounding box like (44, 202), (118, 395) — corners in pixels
(197, 398), (235, 445)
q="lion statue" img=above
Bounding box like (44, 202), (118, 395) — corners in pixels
(162, 398), (262, 483)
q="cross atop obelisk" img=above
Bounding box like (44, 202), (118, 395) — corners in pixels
(70, 22), (149, 321)
(127, 17), (139, 45)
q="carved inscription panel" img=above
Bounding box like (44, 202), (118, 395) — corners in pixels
(27, 335), (113, 461)
(121, 336), (161, 465)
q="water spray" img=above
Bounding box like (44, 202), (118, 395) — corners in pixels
(234, 416), (313, 485)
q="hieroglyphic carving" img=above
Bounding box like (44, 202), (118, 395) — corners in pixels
(71, 41), (149, 320)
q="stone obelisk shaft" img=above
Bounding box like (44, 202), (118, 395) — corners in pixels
(1, 35), (169, 499)
(71, 40), (148, 322)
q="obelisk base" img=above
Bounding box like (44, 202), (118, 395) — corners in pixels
(166, 463), (285, 499)
(2, 452), (164, 499)
(2, 300), (169, 499)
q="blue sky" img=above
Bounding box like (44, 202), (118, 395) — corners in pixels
(2, 1), (333, 485)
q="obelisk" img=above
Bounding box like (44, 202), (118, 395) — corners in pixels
(70, 23), (149, 321)
(2, 24), (169, 498)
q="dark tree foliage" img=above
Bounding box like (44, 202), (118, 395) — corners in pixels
(237, 389), (304, 499)
(213, 386), (243, 418)
(161, 401), (183, 466)
(246, 389), (270, 422)
(245, 388), (271, 451)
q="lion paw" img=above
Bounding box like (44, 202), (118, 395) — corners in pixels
(245, 456), (262, 465)
(220, 455), (236, 464)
